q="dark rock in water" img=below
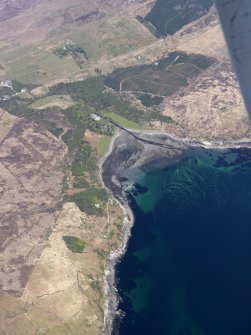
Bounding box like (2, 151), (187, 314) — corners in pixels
(214, 155), (232, 167)
(133, 183), (148, 195)
(231, 148), (251, 164)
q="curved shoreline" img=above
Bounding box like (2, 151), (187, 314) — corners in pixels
(98, 130), (131, 335)
(100, 128), (251, 335)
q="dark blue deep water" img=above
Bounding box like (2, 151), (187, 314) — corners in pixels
(116, 148), (251, 335)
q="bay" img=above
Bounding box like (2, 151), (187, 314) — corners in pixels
(116, 147), (251, 335)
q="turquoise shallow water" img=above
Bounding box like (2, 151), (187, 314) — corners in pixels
(115, 147), (251, 335)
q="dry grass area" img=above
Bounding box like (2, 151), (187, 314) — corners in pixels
(176, 23), (227, 59)
(159, 60), (250, 141)
(0, 108), (17, 141)
(28, 95), (75, 110)
(0, 112), (124, 334)
(85, 129), (103, 152)
(143, 23), (251, 141)
(0, 119), (67, 297)
(0, 200), (124, 335)
(0, 0), (156, 85)
(30, 86), (50, 98)
(0, 0), (154, 46)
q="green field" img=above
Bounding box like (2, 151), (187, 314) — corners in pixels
(63, 236), (85, 253)
(4, 46), (79, 85)
(0, 13), (156, 86)
(105, 112), (142, 130)
(98, 135), (113, 155)
(65, 188), (109, 216)
(63, 15), (156, 60)
(28, 95), (74, 110)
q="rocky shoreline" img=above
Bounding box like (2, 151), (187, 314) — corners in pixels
(100, 128), (251, 335)
(103, 201), (134, 335)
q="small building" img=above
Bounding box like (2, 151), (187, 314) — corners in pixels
(89, 113), (101, 121)
(0, 80), (13, 90)
(65, 39), (75, 45)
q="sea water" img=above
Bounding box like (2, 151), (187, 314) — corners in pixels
(116, 147), (251, 335)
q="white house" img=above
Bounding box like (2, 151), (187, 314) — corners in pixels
(0, 80), (13, 90)
(90, 113), (101, 121)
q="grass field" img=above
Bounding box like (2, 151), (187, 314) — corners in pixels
(29, 95), (75, 110)
(63, 15), (156, 60)
(138, 94), (163, 107)
(0, 13), (156, 86)
(105, 112), (142, 129)
(98, 135), (113, 155)
(63, 236), (85, 253)
(4, 47), (79, 85)
(15, 91), (34, 100)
